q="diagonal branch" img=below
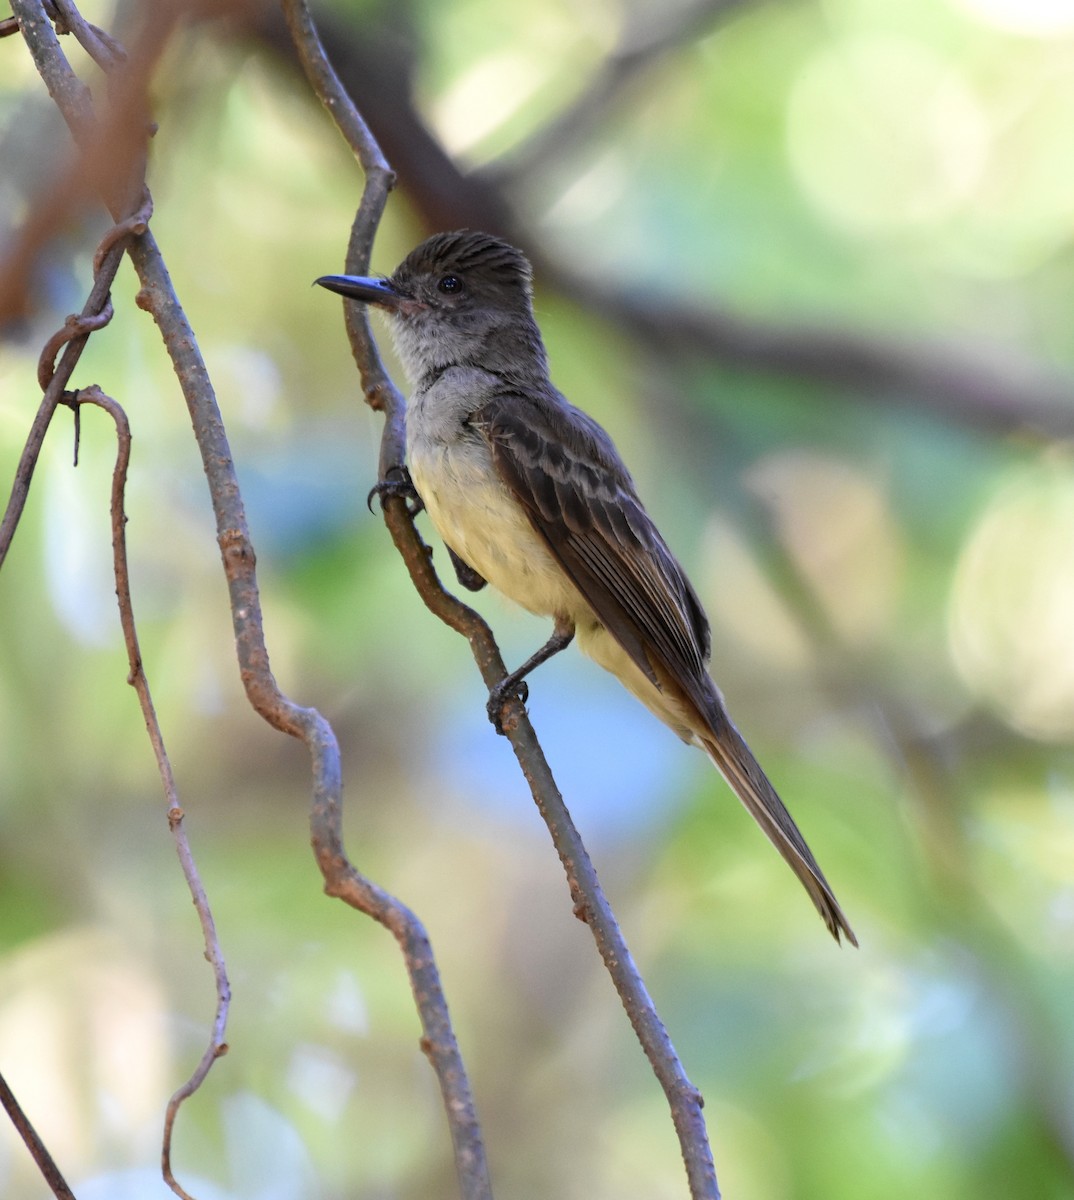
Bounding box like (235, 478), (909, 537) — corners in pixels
(483, 0), (752, 188)
(0, 203), (146, 568)
(0, 1069), (77, 1200)
(377, 500), (721, 1200)
(287, 3), (721, 1196)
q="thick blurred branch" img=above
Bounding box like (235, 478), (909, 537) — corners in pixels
(257, 7), (1074, 441)
(482, 0), (751, 189)
(290, 3), (720, 1197)
(577, 283), (1074, 439)
(0, 0), (165, 325)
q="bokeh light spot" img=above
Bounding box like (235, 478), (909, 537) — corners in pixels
(953, 0), (1074, 35)
(786, 36), (989, 234)
(949, 461), (1074, 739)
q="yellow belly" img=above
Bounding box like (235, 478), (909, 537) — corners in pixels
(409, 438), (695, 742)
(409, 443), (580, 621)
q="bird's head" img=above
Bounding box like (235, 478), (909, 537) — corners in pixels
(316, 230), (547, 384)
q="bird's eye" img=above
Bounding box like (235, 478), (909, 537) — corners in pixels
(437, 274), (464, 295)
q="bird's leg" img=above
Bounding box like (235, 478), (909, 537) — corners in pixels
(367, 465), (424, 517)
(487, 616), (575, 734)
(447, 546), (487, 592)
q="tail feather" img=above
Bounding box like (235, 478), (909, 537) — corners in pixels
(697, 717), (857, 946)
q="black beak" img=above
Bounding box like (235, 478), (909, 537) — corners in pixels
(314, 274), (406, 310)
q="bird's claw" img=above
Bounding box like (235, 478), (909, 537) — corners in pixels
(487, 676), (529, 735)
(367, 470), (424, 516)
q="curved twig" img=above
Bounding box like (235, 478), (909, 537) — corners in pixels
(47, 0), (125, 69)
(1, 0), (161, 558)
(0, 211), (135, 568)
(37, 304), (114, 390)
(15, 5), (492, 1199)
(286, 2), (720, 1196)
(281, 9), (492, 1198)
(69, 386), (232, 1200)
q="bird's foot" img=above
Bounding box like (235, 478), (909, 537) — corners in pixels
(487, 675), (529, 735)
(367, 468), (424, 516)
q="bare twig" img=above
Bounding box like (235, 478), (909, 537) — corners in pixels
(251, 4), (516, 239)
(0, 216), (133, 568)
(282, 6), (494, 1197)
(0, 15), (155, 525)
(0, 19), (162, 1195)
(69, 386), (232, 1200)
(14, 3), (489, 1197)
(377, 503), (721, 1200)
(277, 0), (404, 472)
(48, 0), (125, 68)
(287, 2), (720, 1196)
(0, 1069), (78, 1199)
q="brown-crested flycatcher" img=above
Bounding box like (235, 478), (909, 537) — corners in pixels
(317, 230), (856, 945)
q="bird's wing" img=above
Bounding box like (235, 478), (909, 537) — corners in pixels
(474, 390), (857, 946)
(471, 389), (713, 712)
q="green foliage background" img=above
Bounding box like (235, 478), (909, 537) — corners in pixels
(2, 0), (1074, 1197)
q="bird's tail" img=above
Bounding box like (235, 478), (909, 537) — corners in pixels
(696, 713), (857, 946)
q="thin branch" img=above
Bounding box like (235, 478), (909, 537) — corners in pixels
(281, 6), (494, 1197)
(484, 0), (751, 188)
(288, 3), (720, 1196)
(277, 0), (405, 475)
(378, 503), (721, 1200)
(0, 19), (164, 1197)
(0, 1069), (78, 1200)
(69, 386), (232, 1200)
(9, 7), (231, 1195)
(12, 3), (489, 1197)
(47, 0), (125, 69)
(252, 4), (516, 239)
(0, 208), (140, 567)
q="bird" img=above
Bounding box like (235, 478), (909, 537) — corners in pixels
(316, 230), (856, 945)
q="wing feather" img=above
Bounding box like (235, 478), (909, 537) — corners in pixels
(471, 389), (712, 710)
(471, 388), (857, 945)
